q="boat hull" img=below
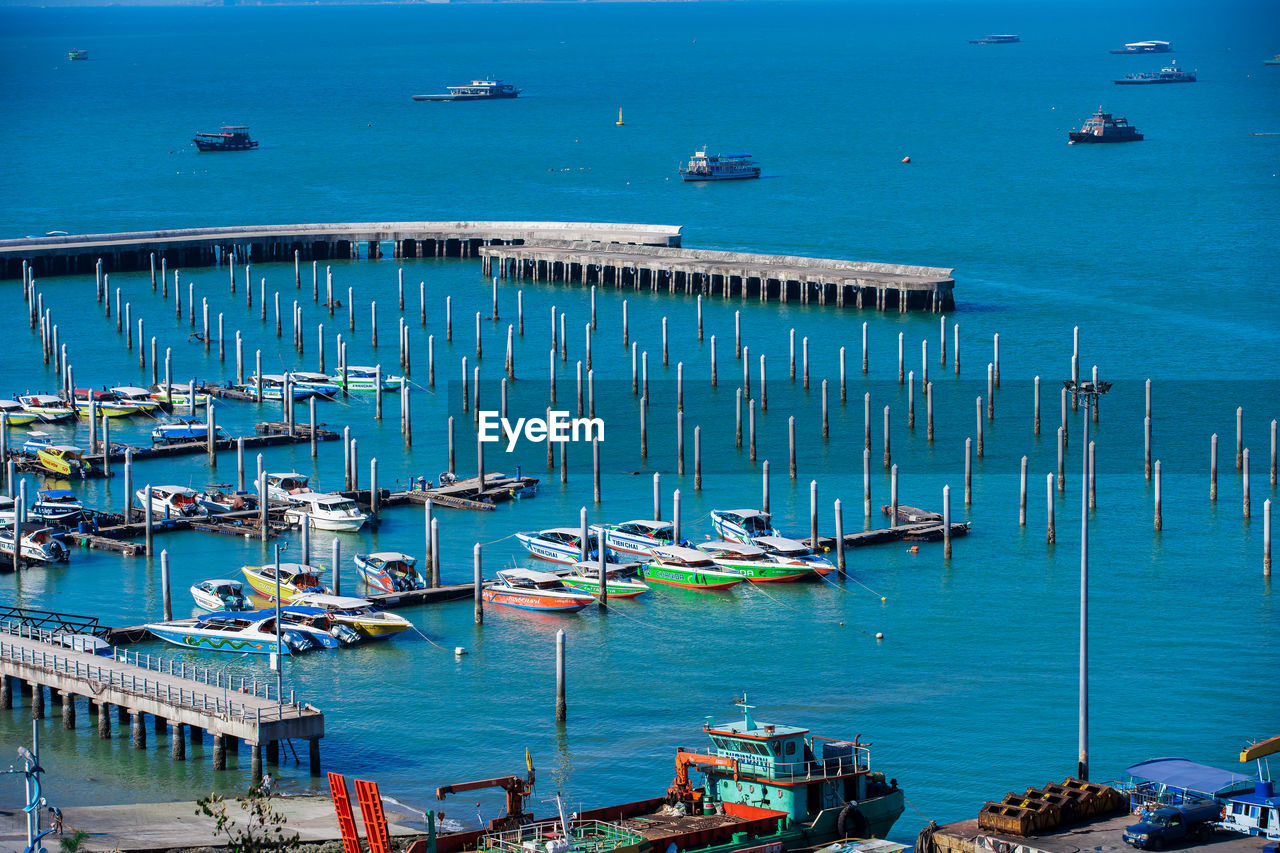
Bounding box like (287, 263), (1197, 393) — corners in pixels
(642, 564), (743, 590)
(680, 172), (760, 181)
(1068, 132), (1144, 143)
(194, 140), (259, 151)
(516, 533), (582, 564)
(146, 625), (287, 654)
(708, 560), (814, 582)
(482, 588), (592, 612)
(559, 576), (650, 598)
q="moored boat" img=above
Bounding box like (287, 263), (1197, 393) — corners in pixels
(34, 445), (88, 479)
(148, 383), (210, 408)
(1115, 61), (1197, 84)
(283, 492), (368, 532)
(711, 508), (780, 543)
(151, 416), (229, 445)
(642, 546), (745, 590)
(752, 535), (836, 574)
(136, 485), (207, 519)
(266, 472), (313, 500)
(412, 79), (521, 101)
(72, 389), (141, 418)
(276, 606), (361, 647)
(193, 125), (258, 152)
(109, 386), (163, 412)
(196, 487), (258, 515)
(556, 560), (650, 598)
(0, 524), (71, 563)
(145, 612), (313, 655)
(241, 562), (332, 601)
(515, 527), (600, 564)
(482, 568), (597, 612)
(330, 365), (404, 392)
(244, 374), (310, 401)
(190, 579), (253, 612)
(291, 592), (413, 639)
(353, 552), (427, 592)
(68, 49), (88, 60)
(697, 540), (815, 582)
(17, 394), (77, 423)
(287, 372), (341, 397)
(0, 400), (40, 426)
(28, 489), (85, 526)
(1069, 107), (1144, 143)
(679, 149), (761, 182)
(593, 519), (678, 558)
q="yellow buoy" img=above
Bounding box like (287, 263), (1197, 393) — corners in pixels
(616, 108), (625, 126)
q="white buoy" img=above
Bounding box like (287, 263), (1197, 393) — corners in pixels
(875, 632), (884, 640)
(454, 647), (467, 656)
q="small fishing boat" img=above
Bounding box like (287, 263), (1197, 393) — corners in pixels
(556, 560), (650, 598)
(752, 535), (836, 574)
(35, 445), (87, 479)
(291, 592), (412, 639)
(109, 386), (163, 412)
(0, 524), (71, 563)
(283, 492), (368, 532)
(593, 519), (678, 558)
(189, 579), (253, 612)
(353, 552), (427, 592)
(193, 125), (258, 152)
(145, 612), (314, 655)
(643, 546), (745, 590)
(151, 416), (229, 445)
(28, 489), (85, 525)
(241, 562), (332, 601)
(136, 485), (207, 519)
(330, 365), (405, 392)
(697, 540), (815, 582)
(195, 487), (258, 515)
(17, 395), (77, 423)
(72, 389), (141, 418)
(266, 472), (313, 500)
(148, 383), (210, 408)
(711, 508), (779, 543)
(482, 568), (597, 613)
(287, 372), (341, 397)
(0, 400), (40, 426)
(515, 528), (600, 564)
(243, 374), (310, 401)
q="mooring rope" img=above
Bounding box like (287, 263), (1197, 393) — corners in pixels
(815, 568), (886, 601)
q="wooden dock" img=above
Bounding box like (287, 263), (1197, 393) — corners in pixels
(810, 521), (970, 551)
(481, 242), (955, 313)
(0, 622), (323, 781)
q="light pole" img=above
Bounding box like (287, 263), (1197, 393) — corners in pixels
(273, 541), (289, 706)
(1064, 377), (1110, 781)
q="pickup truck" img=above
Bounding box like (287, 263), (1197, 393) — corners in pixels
(1123, 802), (1221, 849)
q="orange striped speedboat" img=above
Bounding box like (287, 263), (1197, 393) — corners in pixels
(482, 568), (597, 613)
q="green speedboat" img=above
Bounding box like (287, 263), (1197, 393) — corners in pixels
(697, 540), (815, 583)
(643, 546), (745, 590)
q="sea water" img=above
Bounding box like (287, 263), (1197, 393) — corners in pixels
(0, 0), (1277, 843)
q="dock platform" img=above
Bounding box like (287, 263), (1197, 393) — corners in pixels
(811, 520), (970, 551)
(920, 814), (1272, 853)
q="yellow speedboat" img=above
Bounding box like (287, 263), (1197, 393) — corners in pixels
(241, 562), (331, 602)
(36, 445), (87, 478)
(73, 390), (141, 418)
(290, 593), (412, 639)
(0, 400), (40, 426)
(110, 386), (163, 413)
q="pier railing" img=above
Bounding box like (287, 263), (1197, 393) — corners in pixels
(0, 624), (312, 725)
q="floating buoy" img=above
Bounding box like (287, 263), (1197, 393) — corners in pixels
(875, 632), (884, 640)
(616, 108), (625, 126)
(908, 545), (919, 554)
(901, 156), (911, 164)
(454, 646), (467, 656)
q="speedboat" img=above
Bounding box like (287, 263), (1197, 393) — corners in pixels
(276, 606), (361, 647)
(196, 487), (258, 515)
(72, 389), (141, 418)
(35, 445), (87, 479)
(643, 546), (744, 590)
(0, 400), (40, 426)
(0, 524), (71, 563)
(331, 365), (405, 392)
(28, 489), (85, 526)
(136, 485), (207, 519)
(556, 560), (650, 598)
(144, 612), (315, 655)
(710, 508), (779, 543)
(752, 535), (836, 574)
(283, 492), (368, 532)
(109, 386), (163, 412)
(352, 552), (427, 592)
(0, 497), (16, 526)
(291, 593), (412, 639)
(148, 383), (210, 408)
(151, 416), (229, 445)
(696, 540), (814, 583)
(241, 562), (332, 601)
(266, 472), (313, 500)
(189, 579), (253, 612)
(482, 568), (597, 613)
(286, 372), (341, 397)
(17, 395), (76, 423)
(592, 519), (678, 558)
(243, 374), (309, 401)
(515, 527), (599, 564)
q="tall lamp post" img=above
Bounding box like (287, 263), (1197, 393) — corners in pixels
(1064, 377), (1110, 781)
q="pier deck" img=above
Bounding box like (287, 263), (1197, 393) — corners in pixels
(811, 520), (970, 550)
(922, 814), (1272, 853)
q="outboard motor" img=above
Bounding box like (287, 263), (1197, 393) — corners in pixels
(282, 630), (314, 652)
(330, 624), (361, 645)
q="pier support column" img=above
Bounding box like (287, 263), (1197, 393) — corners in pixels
(266, 740), (279, 766)
(132, 711), (146, 749)
(97, 701), (111, 739)
(213, 734), (227, 771)
(251, 744), (263, 784)
(1, 675), (10, 709)
(170, 723), (186, 760)
(30, 682), (44, 719)
(309, 737), (322, 776)
(61, 691), (75, 729)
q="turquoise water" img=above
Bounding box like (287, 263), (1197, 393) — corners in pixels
(1, 0), (1278, 844)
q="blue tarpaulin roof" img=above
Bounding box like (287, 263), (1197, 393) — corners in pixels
(1126, 757), (1253, 795)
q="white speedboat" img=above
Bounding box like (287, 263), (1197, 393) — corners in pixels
(752, 535), (836, 574)
(145, 612), (315, 655)
(556, 560), (650, 598)
(591, 519), (677, 558)
(290, 593), (412, 639)
(0, 497), (16, 527)
(196, 487), (258, 515)
(28, 489), (85, 526)
(287, 372), (341, 397)
(0, 524), (71, 563)
(148, 383), (210, 408)
(266, 472), (312, 501)
(0, 399), (40, 426)
(710, 508), (780, 543)
(243, 374), (309, 401)
(482, 568), (597, 613)
(151, 416), (229, 445)
(696, 540), (814, 583)
(284, 492), (368, 532)
(110, 386), (163, 412)
(17, 394), (76, 423)
(515, 527), (599, 564)
(331, 365), (404, 392)
(190, 579), (253, 612)
(136, 485), (207, 519)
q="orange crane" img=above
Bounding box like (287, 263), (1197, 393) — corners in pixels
(436, 750), (536, 832)
(667, 748), (740, 805)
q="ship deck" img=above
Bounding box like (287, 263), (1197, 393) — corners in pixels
(616, 810), (757, 841)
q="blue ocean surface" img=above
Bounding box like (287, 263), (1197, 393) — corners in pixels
(0, 0), (1278, 843)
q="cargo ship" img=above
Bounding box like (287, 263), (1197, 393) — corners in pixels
(1115, 61), (1196, 84)
(412, 80), (521, 102)
(408, 698), (905, 853)
(193, 126), (258, 152)
(679, 149), (761, 181)
(1068, 108), (1144, 143)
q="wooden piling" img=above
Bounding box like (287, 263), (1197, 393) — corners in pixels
(1154, 459), (1163, 531)
(986, 364), (994, 421)
(1264, 498), (1272, 577)
(943, 484), (952, 558)
(710, 335), (717, 387)
(964, 437), (972, 505)
(475, 312), (482, 360)
(833, 499), (846, 572)
(822, 380), (830, 439)
(696, 294), (703, 341)
(1019, 456), (1027, 526)
(862, 322), (869, 374)
(789, 416), (797, 479)
(592, 437), (601, 504)
(473, 544), (483, 624)
(1243, 448), (1251, 519)
(555, 629), (567, 723)
(803, 337), (810, 390)
(927, 382), (934, 441)
(677, 411), (685, 475)
(1211, 433), (1218, 501)
(883, 406), (891, 470)
(622, 299), (628, 347)
(863, 448), (871, 518)
(897, 333), (904, 384)
(889, 465), (899, 528)
(759, 355), (766, 411)
(1046, 473), (1056, 544)
(761, 460), (770, 514)
(907, 373), (915, 430)
(446, 295), (452, 341)
(258, 471), (268, 543)
(332, 539), (341, 596)
(430, 518), (441, 587)
(161, 548), (173, 621)
(976, 397), (984, 458)
(734, 310), (741, 358)
(1088, 441), (1096, 511)
(809, 480), (818, 545)
(640, 394), (648, 458)
(864, 393), (871, 451)
(1057, 426), (1066, 492)
(661, 316), (668, 366)
(742, 347), (750, 400)
(653, 472), (662, 521)
(749, 398), (757, 462)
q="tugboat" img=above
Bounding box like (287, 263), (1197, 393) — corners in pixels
(1115, 61), (1196, 84)
(1110, 40), (1172, 54)
(193, 125), (259, 152)
(1069, 108), (1144, 143)
(969, 34), (1020, 44)
(412, 80), (521, 101)
(422, 698), (905, 853)
(679, 149), (761, 181)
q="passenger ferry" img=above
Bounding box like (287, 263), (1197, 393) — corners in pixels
(1116, 61), (1197, 84)
(412, 80), (521, 102)
(1111, 40), (1172, 54)
(1068, 108), (1144, 143)
(679, 149), (761, 182)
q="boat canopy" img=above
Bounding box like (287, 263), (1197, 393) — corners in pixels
(293, 592), (373, 609)
(37, 489), (77, 499)
(700, 540), (766, 557)
(365, 551), (415, 564)
(1125, 758), (1253, 797)
(754, 536), (810, 552)
(498, 568), (563, 583)
(652, 545), (716, 563)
